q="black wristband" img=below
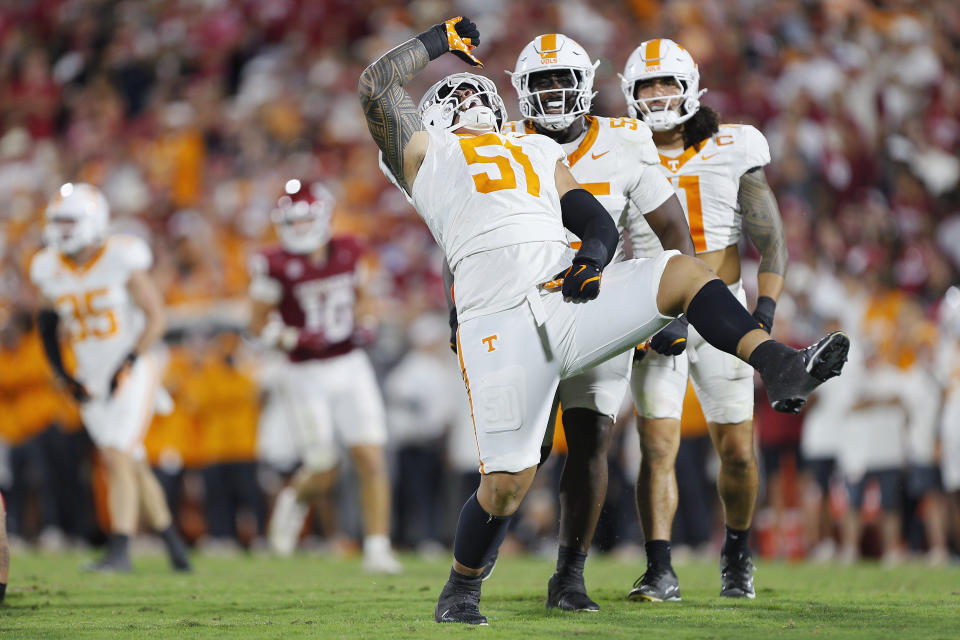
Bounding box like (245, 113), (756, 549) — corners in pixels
(754, 295), (776, 330)
(573, 238), (608, 270)
(416, 24), (448, 60)
(677, 314), (689, 327)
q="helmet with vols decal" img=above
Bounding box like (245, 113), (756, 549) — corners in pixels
(418, 73), (507, 133)
(620, 38), (706, 131)
(508, 33), (599, 132)
(272, 179), (334, 254)
(44, 182), (110, 255)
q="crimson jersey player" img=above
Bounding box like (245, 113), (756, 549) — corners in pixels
(256, 234), (365, 362)
(248, 179), (400, 574)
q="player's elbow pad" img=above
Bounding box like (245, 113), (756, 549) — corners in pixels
(560, 188), (618, 269)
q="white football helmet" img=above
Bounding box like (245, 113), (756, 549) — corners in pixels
(272, 179), (334, 254)
(418, 73), (507, 133)
(508, 33), (599, 131)
(44, 182), (110, 255)
(620, 38), (706, 131)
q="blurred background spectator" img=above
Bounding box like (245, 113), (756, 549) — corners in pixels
(0, 0), (958, 564)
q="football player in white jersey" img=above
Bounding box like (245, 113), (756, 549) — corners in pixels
(620, 39), (788, 601)
(30, 183), (190, 573)
(493, 33), (694, 611)
(359, 17), (848, 625)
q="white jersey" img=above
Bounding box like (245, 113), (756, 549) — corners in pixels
(629, 123), (771, 258)
(412, 126), (571, 322)
(502, 116), (674, 257)
(30, 234), (151, 393)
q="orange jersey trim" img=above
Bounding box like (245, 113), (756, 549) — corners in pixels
(658, 141), (704, 173)
(580, 182), (610, 196)
(58, 242), (108, 276)
(566, 116), (599, 168)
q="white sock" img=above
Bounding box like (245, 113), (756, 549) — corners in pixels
(364, 535), (391, 555)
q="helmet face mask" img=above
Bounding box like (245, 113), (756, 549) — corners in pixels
(620, 39), (707, 132)
(509, 34), (599, 132)
(44, 183), (109, 255)
(631, 76), (688, 131)
(273, 179), (334, 254)
(419, 73), (507, 133)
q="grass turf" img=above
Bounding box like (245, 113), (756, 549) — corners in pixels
(0, 551), (958, 638)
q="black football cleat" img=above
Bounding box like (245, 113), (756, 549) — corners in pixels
(761, 331), (849, 414)
(720, 551), (756, 599)
(627, 565), (682, 602)
(546, 572), (599, 612)
(435, 580), (487, 625)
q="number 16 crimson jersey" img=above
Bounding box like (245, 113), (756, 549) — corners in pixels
(248, 236), (365, 362)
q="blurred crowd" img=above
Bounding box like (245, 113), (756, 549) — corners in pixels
(1, 0), (959, 563)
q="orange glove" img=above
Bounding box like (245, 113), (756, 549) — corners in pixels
(417, 16), (483, 68)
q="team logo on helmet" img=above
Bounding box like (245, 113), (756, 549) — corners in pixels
(620, 38), (707, 131)
(508, 34), (599, 132)
(418, 73), (507, 133)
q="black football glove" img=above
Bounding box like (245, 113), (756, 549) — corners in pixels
(555, 258), (602, 302)
(109, 351), (139, 395)
(650, 316), (689, 356)
(753, 296), (776, 333)
(416, 17), (483, 67)
(449, 306), (459, 354)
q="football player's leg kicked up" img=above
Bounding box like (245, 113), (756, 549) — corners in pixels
(359, 16), (847, 625)
(435, 252), (847, 623)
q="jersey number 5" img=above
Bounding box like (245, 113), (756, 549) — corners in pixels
(459, 134), (541, 197)
(668, 175), (707, 253)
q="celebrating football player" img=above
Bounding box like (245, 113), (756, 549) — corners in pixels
(621, 39), (788, 601)
(496, 33), (693, 611)
(248, 179), (400, 574)
(30, 183), (190, 573)
(360, 17), (847, 625)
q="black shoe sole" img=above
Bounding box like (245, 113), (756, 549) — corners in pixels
(720, 589), (756, 599)
(805, 331), (849, 381)
(772, 332), (849, 414)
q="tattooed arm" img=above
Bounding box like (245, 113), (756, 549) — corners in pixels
(358, 39), (430, 194)
(739, 166), (787, 331)
(358, 17), (482, 194)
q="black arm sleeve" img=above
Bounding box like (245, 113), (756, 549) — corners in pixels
(37, 309), (72, 381)
(560, 188), (619, 269)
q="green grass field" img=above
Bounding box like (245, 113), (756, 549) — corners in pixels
(1, 551), (958, 639)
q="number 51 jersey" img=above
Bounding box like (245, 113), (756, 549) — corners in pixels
(412, 126), (571, 323)
(29, 234), (150, 393)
